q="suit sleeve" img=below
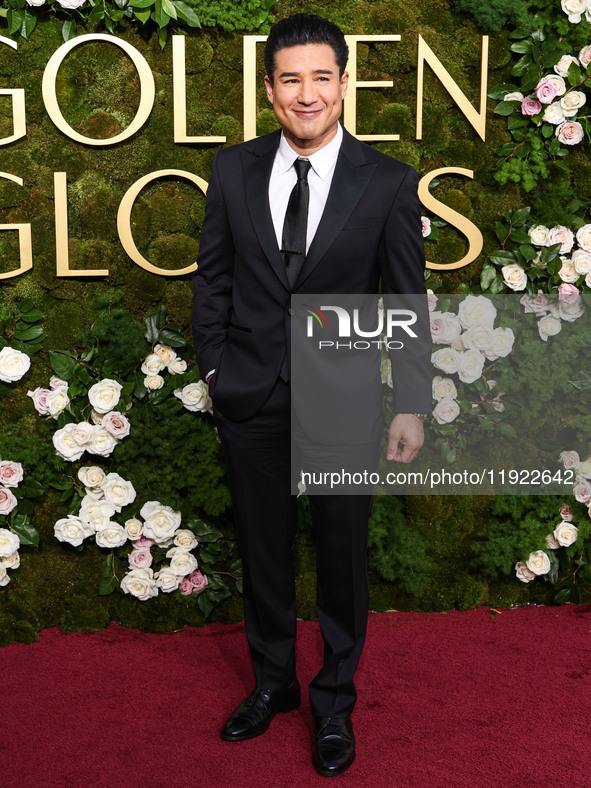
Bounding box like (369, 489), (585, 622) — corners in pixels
(379, 165), (433, 414)
(191, 150), (234, 377)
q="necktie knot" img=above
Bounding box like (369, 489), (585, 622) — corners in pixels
(294, 158), (311, 181)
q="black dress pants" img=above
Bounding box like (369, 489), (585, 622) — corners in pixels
(213, 376), (377, 717)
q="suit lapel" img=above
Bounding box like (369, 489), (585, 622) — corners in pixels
(294, 130), (376, 288)
(241, 132), (291, 290)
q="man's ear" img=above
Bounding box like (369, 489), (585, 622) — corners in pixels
(340, 70), (349, 101)
(264, 74), (274, 104)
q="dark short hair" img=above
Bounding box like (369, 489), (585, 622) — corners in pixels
(264, 14), (349, 83)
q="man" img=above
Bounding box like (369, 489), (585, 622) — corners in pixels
(192, 13), (431, 777)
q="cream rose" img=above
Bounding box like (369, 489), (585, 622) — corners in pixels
(1, 550), (20, 569)
(0, 566), (9, 586)
(102, 411), (131, 439)
(71, 422), (93, 446)
(548, 226), (575, 254)
(458, 349), (485, 384)
(573, 479), (591, 503)
(560, 90), (587, 116)
(431, 347), (462, 374)
(571, 248), (591, 274)
(78, 465), (106, 489)
(49, 376), (68, 390)
(0, 461), (23, 488)
(553, 521), (579, 546)
(54, 515), (94, 547)
(575, 458), (591, 478)
(556, 120), (584, 145)
(546, 533), (560, 550)
(102, 473), (136, 512)
(0, 528), (20, 557)
(168, 358), (187, 375)
(461, 325), (494, 352)
(501, 263), (528, 291)
(140, 501), (182, 542)
(579, 44), (591, 67)
(542, 102), (566, 125)
(537, 314), (562, 341)
(558, 298), (585, 322)
(46, 389), (70, 419)
(504, 91), (524, 102)
(432, 376), (457, 402)
(558, 260), (578, 283)
(88, 426), (118, 457)
(154, 344), (177, 365)
(52, 424), (86, 462)
(528, 225), (550, 246)
(562, 0), (588, 23)
(554, 54), (580, 77)
(457, 295), (497, 329)
(432, 397), (461, 425)
(576, 224), (591, 251)
(121, 568), (158, 601)
(526, 550), (551, 575)
(166, 547), (199, 577)
(427, 290), (438, 312)
(173, 529), (199, 551)
(27, 387), (51, 415)
(0, 347), (31, 383)
(484, 327), (515, 361)
(96, 524), (128, 549)
(174, 381), (212, 412)
(55, 0), (86, 8)
(559, 450), (580, 469)
(145, 374), (165, 391)
(88, 379), (123, 414)
(429, 311), (462, 344)
(515, 561), (536, 583)
(79, 499), (116, 531)
(141, 354), (166, 376)
(124, 518), (144, 541)
(155, 566), (182, 593)
(450, 335), (465, 352)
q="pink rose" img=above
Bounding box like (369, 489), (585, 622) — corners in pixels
(559, 504), (573, 522)
(27, 387), (51, 415)
(579, 45), (591, 68)
(189, 570), (209, 591)
(558, 283), (580, 305)
(134, 535), (154, 549)
(521, 96), (542, 115)
(535, 77), (560, 104)
(556, 120), (584, 145)
(49, 376), (68, 390)
(128, 548), (153, 569)
(548, 225), (575, 254)
(180, 578), (194, 595)
(0, 461), (23, 488)
(520, 291), (550, 315)
(102, 410), (131, 439)
(421, 216), (431, 238)
(0, 487), (18, 516)
(573, 479), (591, 504)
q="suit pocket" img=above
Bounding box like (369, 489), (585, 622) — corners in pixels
(229, 322), (252, 333)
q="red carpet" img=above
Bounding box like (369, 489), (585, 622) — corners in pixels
(2, 607), (591, 787)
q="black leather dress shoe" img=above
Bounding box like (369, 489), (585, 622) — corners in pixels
(313, 715), (355, 777)
(221, 677), (301, 741)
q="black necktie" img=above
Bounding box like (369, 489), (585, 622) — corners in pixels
(281, 158), (312, 289)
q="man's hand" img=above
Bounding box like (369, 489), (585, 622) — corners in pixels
(386, 413), (424, 463)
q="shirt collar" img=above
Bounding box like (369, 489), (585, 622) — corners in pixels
(276, 123), (343, 180)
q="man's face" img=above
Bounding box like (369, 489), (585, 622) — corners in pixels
(264, 43), (348, 153)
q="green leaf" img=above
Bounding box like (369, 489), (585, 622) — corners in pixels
(197, 592), (213, 617)
(508, 228), (531, 244)
(553, 588), (570, 605)
(134, 7), (151, 21)
(8, 8), (24, 35)
(19, 308), (44, 323)
(498, 422), (517, 438)
(236, 577), (243, 594)
(510, 40), (533, 54)
(152, 0), (170, 29)
(567, 61), (583, 86)
(157, 328), (187, 348)
(487, 83), (520, 100)
(519, 244), (536, 262)
(15, 323), (44, 341)
(480, 262), (500, 290)
(62, 19), (76, 43)
(49, 351), (78, 381)
(15, 478), (44, 498)
(489, 250), (516, 265)
(88, 5), (105, 21)
(130, 0), (155, 7)
(161, 0), (177, 19)
(189, 520), (224, 541)
(99, 554), (119, 595)
(494, 101), (515, 117)
(10, 518), (39, 547)
(21, 10), (37, 40)
(510, 206), (531, 226)
(541, 123), (554, 138)
(511, 54), (531, 77)
(18, 298), (34, 313)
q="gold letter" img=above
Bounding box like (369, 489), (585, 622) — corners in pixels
(54, 172), (109, 277)
(172, 36), (226, 144)
(0, 172), (32, 279)
(416, 35), (489, 141)
(243, 35), (268, 142)
(117, 170), (205, 276)
(418, 167), (483, 271)
(0, 36), (26, 146)
(343, 35), (401, 141)
(42, 34), (155, 146)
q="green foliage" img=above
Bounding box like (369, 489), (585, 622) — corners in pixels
(90, 308), (147, 378)
(451, 0), (533, 33)
(181, 0), (275, 31)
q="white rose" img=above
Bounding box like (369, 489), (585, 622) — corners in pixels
(102, 473), (136, 512)
(546, 533), (560, 550)
(558, 260), (578, 283)
(26, 0), (46, 6)
(421, 216), (432, 237)
(141, 353), (166, 376)
(96, 523), (128, 549)
(79, 499), (116, 531)
(121, 568), (158, 601)
(559, 450), (580, 469)
(55, 0), (86, 8)
(458, 349), (485, 384)
(88, 426), (118, 457)
(554, 54), (580, 77)
(46, 389), (70, 419)
(504, 91), (524, 101)
(558, 299), (585, 322)
(576, 224), (591, 251)
(0, 528), (20, 557)
(431, 347), (462, 374)
(52, 424), (86, 462)
(27, 387), (51, 415)
(548, 226), (575, 254)
(572, 248), (591, 274)
(0, 460), (23, 488)
(537, 314), (562, 341)
(484, 327), (515, 361)
(145, 374), (165, 390)
(174, 381), (212, 412)
(586, 271), (591, 288)
(432, 375), (457, 402)
(54, 515), (94, 547)
(520, 291), (550, 315)
(88, 379), (123, 414)
(71, 422), (93, 446)
(575, 458), (591, 478)
(450, 335), (465, 352)
(90, 409), (104, 426)
(168, 358), (187, 375)
(461, 325), (495, 353)
(155, 566), (182, 592)
(429, 311), (462, 344)
(427, 290), (438, 312)
(528, 225), (550, 246)
(562, 0), (588, 23)
(553, 521), (579, 546)
(457, 295), (497, 329)
(102, 410), (131, 439)
(556, 119), (584, 145)
(501, 263), (527, 291)
(542, 101), (566, 125)
(140, 501), (182, 542)
(173, 529), (199, 551)
(0, 347), (31, 383)
(573, 479), (591, 503)
(49, 376), (68, 390)
(124, 518), (144, 540)
(526, 550), (551, 575)
(78, 465), (106, 489)
(166, 547), (199, 577)
(515, 561), (536, 583)
(579, 44), (591, 66)
(1, 550), (20, 569)
(432, 397), (461, 425)
(560, 90), (586, 116)
(154, 344), (177, 365)
(0, 566), (9, 586)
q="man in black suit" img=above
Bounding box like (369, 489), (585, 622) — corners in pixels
(192, 14), (431, 777)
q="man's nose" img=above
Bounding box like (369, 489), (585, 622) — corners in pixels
(297, 79), (318, 105)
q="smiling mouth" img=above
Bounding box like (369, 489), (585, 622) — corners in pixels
(293, 109), (323, 118)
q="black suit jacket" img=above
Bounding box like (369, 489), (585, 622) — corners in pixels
(192, 126), (432, 430)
